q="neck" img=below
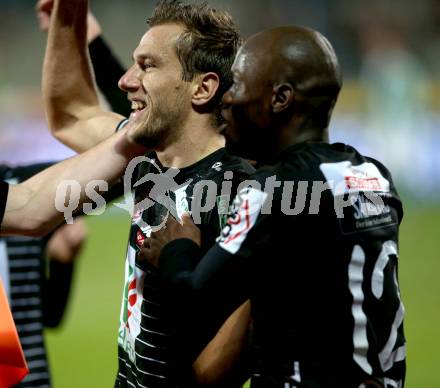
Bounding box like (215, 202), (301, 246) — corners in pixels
(156, 122), (225, 168)
(292, 125), (328, 145)
(265, 119), (328, 162)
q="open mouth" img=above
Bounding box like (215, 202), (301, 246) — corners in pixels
(130, 100), (148, 118)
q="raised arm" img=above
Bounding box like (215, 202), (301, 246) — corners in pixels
(42, 0), (125, 152)
(37, 0), (130, 117)
(1, 130), (146, 236)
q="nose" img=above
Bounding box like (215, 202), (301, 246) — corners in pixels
(221, 101), (231, 119)
(119, 66), (141, 92)
(221, 98), (231, 124)
(222, 88), (233, 105)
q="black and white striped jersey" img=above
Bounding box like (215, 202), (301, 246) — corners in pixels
(2, 234), (51, 387)
(0, 163), (75, 388)
(115, 148), (254, 387)
(157, 142), (406, 388)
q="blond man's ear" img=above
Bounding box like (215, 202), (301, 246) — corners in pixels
(191, 72), (221, 107)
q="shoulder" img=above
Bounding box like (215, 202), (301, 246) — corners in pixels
(203, 152), (255, 183)
(219, 152), (255, 176)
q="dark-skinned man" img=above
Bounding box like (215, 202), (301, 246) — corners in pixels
(143, 26), (406, 387)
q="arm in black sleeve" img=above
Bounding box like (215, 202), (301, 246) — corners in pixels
(159, 239), (250, 363)
(158, 185), (270, 366)
(41, 217), (88, 327)
(88, 36), (130, 117)
(160, 240), (247, 297)
(42, 259), (75, 327)
(159, 184), (271, 324)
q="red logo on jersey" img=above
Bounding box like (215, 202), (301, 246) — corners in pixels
(222, 199), (251, 244)
(136, 230), (145, 248)
(126, 278), (137, 329)
(345, 176), (382, 191)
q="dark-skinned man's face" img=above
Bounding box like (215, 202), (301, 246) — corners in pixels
(221, 46), (274, 160)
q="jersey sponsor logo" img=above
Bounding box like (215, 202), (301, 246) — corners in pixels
(217, 187), (267, 254)
(341, 192), (397, 235)
(320, 161), (396, 234)
(345, 176), (382, 191)
(320, 161), (390, 196)
(126, 276), (137, 327)
(136, 230), (145, 249)
(352, 193), (391, 220)
(118, 247), (145, 364)
(211, 162), (223, 172)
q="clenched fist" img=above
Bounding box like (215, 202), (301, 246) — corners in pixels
(36, 0), (102, 42)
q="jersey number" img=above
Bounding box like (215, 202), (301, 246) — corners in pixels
(348, 241), (405, 377)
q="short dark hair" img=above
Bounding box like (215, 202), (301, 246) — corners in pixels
(148, 0), (241, 124)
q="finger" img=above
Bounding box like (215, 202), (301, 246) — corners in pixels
(138, 247), (153, 262)
(149, 229), (165, 240)
(142, 237), (152, 248)
(37, 14), (50, 30)
(140, 247), (160, 267)
(165, 214), (181, 227)
(36, 0), (53, 31)
(150, 229), (168, 243)
(138, 242), (157, 257)
(181, 212), (195, 226)
(35, 0), (45, 12)
(36, 0), (53, 13)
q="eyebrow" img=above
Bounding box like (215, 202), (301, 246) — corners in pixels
(132, 53), (161, 65)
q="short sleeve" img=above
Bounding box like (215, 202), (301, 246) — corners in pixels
(217, 186), (269, 255)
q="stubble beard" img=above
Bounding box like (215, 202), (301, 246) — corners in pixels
(128, 92), (188, 150)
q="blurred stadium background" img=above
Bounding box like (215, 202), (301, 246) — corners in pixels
(0, 0), (439, 386)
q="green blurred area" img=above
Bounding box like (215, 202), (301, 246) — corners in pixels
(46, 205), (440, 387)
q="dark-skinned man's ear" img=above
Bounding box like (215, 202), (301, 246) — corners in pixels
(271, 83), (294, 113)
(192, 72), (220, 106)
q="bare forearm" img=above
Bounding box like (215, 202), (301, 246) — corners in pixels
(44, 0), (97, 123)
(43, 0), (122, 151)
(2, 131), (146, 236)
(192, 301), (251, 385)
